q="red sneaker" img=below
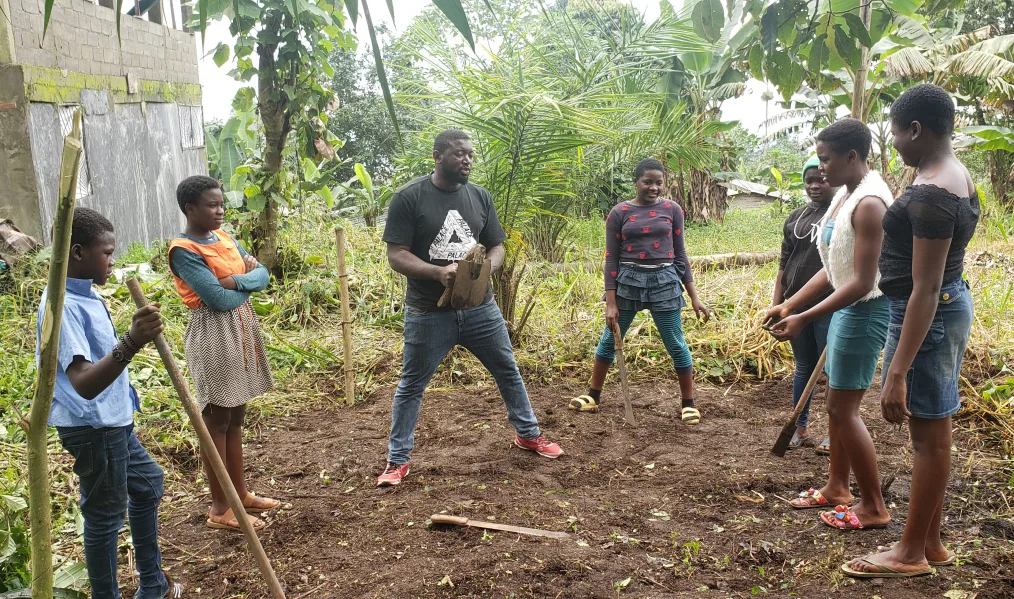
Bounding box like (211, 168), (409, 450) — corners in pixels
(514, 434), (564, 459)
(377, 463), (410, 487)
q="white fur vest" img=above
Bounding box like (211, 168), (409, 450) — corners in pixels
(816, 170), (894, 303)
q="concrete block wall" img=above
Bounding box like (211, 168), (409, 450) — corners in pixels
(10, 0), (199, 85)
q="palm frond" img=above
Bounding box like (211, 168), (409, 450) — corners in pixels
(885, 47), (935, 78)
(939, 26), (994, 55)
(943, 50), (1014, 80)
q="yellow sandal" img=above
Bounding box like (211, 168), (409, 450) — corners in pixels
(568, 394), (600, 412)
(681, 406), (701, 425)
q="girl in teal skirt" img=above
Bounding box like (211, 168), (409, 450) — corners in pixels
(767, 119), (894, 531)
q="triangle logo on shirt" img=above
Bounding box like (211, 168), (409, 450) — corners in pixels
(430, 210), (476, 261)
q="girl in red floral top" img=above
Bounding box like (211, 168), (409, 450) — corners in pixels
(569, 159), (710, 424)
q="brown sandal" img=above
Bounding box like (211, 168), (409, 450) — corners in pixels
(242, 492), (281, 514)
(206, 507), (265, 532)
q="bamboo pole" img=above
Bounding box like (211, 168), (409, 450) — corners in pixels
(334, 227), (355, 405)
(124, 279), (287, 599)
(27, 110), (83, 599)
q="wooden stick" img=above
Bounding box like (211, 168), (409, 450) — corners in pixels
(28, 109), (82, 599)
(125, 279), (286, 599)
(334, 227), (355, 404)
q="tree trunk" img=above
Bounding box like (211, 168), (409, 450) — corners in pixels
(851, 0), (873, 120)
(988, 149), (1014, 206)
(29, 110), (83, 599)
(252, 19), (289, 273)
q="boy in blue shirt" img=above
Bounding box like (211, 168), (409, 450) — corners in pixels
(37, 208), (183, 598)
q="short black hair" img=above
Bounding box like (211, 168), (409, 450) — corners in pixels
(176, 175), (221, 214)
(634, 158), (666, 179)
(70, 207), (114, 248)
(890, 83), (955, 136)
(816, 118), (872, 160)
(433, 129), (471, 154)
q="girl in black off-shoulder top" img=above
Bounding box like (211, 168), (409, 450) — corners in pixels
(843, 84), (978, 580)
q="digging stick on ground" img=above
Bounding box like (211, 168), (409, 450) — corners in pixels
(772, 347), (827, 457)
(612, 322), (636, 426)
(125, 278), (287, 599)
(430, 514), (570, 539)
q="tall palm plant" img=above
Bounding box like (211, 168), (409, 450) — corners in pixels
(396, 4), (715, 337)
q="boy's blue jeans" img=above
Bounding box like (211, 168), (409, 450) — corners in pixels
(388, 299), (541, 465)
(57, 424), (169, 599)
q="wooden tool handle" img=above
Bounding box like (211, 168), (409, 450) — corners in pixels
(125, 279), (287, 599)
(789, 347), (827, 422)
(611, 322), (623, 351)
(431, 514), (469, 526)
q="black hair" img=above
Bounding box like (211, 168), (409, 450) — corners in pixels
(70, 207), (114, 248)
(634, 158), (665, 180)
(176, 175), (222, 215)
(816, 118), (872, 160)
(890, 83), (955, 136)
(433, 129), (471, 154)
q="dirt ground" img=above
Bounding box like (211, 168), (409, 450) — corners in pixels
(148, 376), (1014, 599)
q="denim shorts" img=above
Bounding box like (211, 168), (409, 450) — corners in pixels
(825, 296), (890, 390)
(882, 279), (974, 419)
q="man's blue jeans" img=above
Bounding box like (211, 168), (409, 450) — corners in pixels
(789, 313), (832, 428)
(388, 299), (541, 464)
(57, 424), (168, 599)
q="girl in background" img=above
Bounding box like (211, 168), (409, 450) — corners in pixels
(772, 157), (838, 450)
(569, 158), (710, 425)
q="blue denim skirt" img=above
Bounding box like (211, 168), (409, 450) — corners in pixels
(825, 296), (890, 390)
(614, 263), (685, 312)
(882, 279), (974, 419)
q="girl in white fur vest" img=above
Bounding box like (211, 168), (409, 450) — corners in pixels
(766, 118), (893, 532)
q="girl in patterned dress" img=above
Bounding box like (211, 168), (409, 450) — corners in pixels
(169, 176), (278, 532)
(568, 158), (711, 424)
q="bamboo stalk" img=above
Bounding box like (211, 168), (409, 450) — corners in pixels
(334, 227), (355, 405)
(124, 279), (287, 599)
(27, 110), (83, 599)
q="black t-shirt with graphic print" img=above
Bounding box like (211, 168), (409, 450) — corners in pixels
(382, 175), (507, 310)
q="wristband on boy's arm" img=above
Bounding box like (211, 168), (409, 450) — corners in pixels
(121, 332), (142, 353)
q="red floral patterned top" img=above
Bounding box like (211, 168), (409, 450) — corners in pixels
(604, 199), (693, 290)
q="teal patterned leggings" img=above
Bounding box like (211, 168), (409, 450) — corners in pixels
(594, 309), (693, 374)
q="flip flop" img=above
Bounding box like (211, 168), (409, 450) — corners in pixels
(788, 431), (816, 450)
(790, 488), (853, 510)
(820, 505), (888, 530)
(568, 394), (600, 412)
(207, 507), (265, 532)
(876, 543), (957, 566)
(681, 406), (701, 425)
(163, 568), (184, 598)
(841, 556), (934, 578)
(929, 553), (957, 567)
(242, 492), (281, 514)
(815, 436), (831, 455)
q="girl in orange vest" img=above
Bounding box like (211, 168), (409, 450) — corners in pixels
(169, 175), (278, 532)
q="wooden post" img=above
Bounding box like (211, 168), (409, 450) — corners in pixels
(125, 279), (287, 599)
(27, 110), (83, 599)
(334, 227), (355, 404)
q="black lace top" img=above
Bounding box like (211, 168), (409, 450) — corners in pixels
(879, 184), (980, 297)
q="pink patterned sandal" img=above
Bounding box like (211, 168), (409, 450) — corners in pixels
(820, 505), (888, 530)
(790, 488), (851, 510)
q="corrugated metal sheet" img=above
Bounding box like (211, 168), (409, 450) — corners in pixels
(28, 94), (207, 251)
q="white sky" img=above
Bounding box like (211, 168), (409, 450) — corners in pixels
(194, 0), (780, 133)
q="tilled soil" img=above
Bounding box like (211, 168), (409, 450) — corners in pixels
(150, 378), (1014, 598)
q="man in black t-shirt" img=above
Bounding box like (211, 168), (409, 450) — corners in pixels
(377, 130), (563, 486)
